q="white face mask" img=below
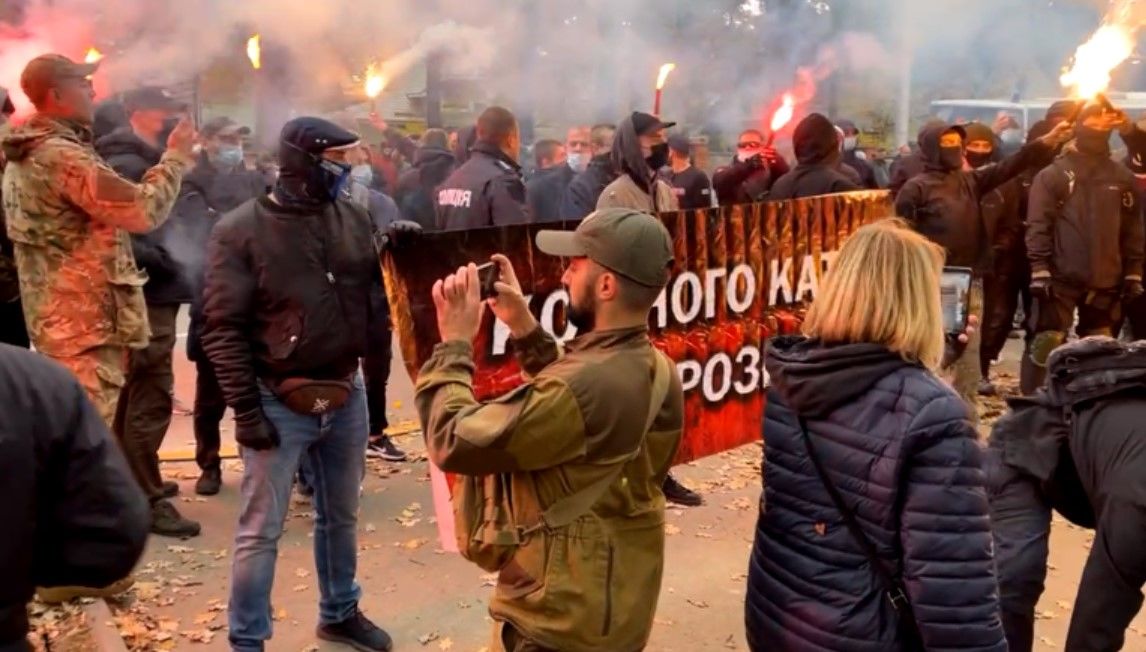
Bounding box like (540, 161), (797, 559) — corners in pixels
(737, 150), (757, 162)
(567, 152), (586, 172)
(350, 164), (373, 186)
(843, 136), (858, 151)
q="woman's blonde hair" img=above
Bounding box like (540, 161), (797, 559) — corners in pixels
(803, 218), (946, 369)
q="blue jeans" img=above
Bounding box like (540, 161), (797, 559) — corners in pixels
(228, 374), (368, 651)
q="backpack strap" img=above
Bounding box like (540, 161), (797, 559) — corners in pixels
(524, 350), (672, 534)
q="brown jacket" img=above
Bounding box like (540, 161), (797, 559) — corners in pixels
(596, 173), (679, 215)
(415, 326), (684, 651)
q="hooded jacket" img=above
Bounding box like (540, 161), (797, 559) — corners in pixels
(525, 163), (576, 223)
(712, 148), (791, 206)
(769, 114), (861, 201)
(394, 145), (456, 230)
(434, 141), (529, 231)
(837, 119), (880, 189)
(560, 153), (617, 220)
(747, 336), (1006, 652)
(1, 115), (190, 358)
(0, 344), (149, 651)
(895, 122), (1053, 273)
(597, 115), (677, 214)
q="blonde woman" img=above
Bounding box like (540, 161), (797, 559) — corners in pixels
(745, 219), (1005, 652)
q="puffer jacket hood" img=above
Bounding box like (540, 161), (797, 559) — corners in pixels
(1, 114), (92, 163)
(611, 113), (652, 193)
(765, 336), (913, 418)
(95, 126), (161, 164)
(919, 121), (967, 172)
(792, 113), (841, 166)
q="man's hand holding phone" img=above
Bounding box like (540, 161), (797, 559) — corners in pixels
(484, 254), (538, 339)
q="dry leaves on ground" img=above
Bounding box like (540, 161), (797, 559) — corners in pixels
(418, 631), (441, 645)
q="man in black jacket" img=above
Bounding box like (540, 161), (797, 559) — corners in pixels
(181, 117), (267, 497)
(895, 119), (1071, 407)
(435, 106), (529, 231)
(94, 85), (200, 538)
(662, 134), (713, 210)
(393, 128), (454, 231)
(836, 119), (880, 189)
(559, 123), (617, 220)
(770, 113), (861, 200)
(524, 138), (571, 222)
(1, 343), (149, 644)
(0, 87), (26, 349)
(712, 129), (790, 205)
(202, 117), (392, 652)
(988, 337), (1146, 652)
(1023, 104), (1145, 393)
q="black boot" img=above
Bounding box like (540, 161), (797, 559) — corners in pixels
(317, 608), (393, 652)
(195, 467), (222, 496)
(151, 499), (201, 539)
(663, 473), (703, 507)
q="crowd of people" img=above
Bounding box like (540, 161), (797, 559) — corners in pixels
(5, 46), (1146, 652)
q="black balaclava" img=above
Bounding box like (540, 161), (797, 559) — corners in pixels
(1075, 105), (1112, 157)
(962, 122), (997, 169)
(273, 117), (359, 209)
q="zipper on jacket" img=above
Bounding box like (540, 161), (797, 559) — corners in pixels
(602, 544), (615, 637)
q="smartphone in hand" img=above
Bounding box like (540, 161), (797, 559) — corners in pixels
(940, 267), (973, 335)
(476, 262), (499, 300)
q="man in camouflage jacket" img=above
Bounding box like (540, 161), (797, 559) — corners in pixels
(1, 54), (195, 427)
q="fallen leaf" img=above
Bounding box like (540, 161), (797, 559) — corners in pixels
(1040, 637), (1056, 646)
(402, 538), (429, 550)
(438, 638), (454, 650)
(193, 613), (216, 625)
(295, 568), (310, 578)
(418, 631), (440, 645)
(153, 631), (174, 642)
(665, 524), (681, 536)
(158, 619), (180, 632)
(274, 608), (288, 621)
(292, 584), (308, 592)
(365, 523), (378, 533)
(166, 545), (195, 554)
(687, 599), (710, 609)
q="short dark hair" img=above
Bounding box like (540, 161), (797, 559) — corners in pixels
(533, 139), (564, 168)
(590, 124), (616, 150)
(421, 128), (449, 150)
(477, 106), (517, 146)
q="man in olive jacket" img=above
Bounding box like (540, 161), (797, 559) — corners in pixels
(415, 209), (684, 652)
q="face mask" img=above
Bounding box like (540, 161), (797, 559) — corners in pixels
(212, 144), (244, 169)
(306, 157), (352, 202)
(843, 136), (858, 151)
(350, 164), (373, 186)
(965, 150), (993, 169)
(939, 145), (964, 171)
(999, 129), (1024, 147)
(567, 152), (586, 172)
(646, 142), (669, 171)
(737, 150), (759, 162)
(1075, 126), (1110, 154)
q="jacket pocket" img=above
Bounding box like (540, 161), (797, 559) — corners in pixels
(540, 529), (611, 637)
(265, 310), (304, 362)
(497, 531), (548, 600)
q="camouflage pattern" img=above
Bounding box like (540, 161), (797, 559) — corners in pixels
(0, 114), (192, 358)
(53, 344), (128, 428)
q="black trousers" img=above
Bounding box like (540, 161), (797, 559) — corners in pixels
(981, 253), (1032, 377)
(363, 313), (393, 437)
(193, 357), (227, 472)
(0, 299), (28, 348)
(1020, 286), (1119, 395)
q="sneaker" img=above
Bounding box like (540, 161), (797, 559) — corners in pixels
(195, 467), (222, 496)
(162, 480), (179, 498)
(151, 499), (202, 539)
(317, 608), (393, 652)
(366, 436), (407, 462)
(978, 379), (998, 397)
(663, 473), (703, 507)
(36, 577), (134, 604)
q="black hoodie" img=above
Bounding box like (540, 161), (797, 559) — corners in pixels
(559, 153), (617, 220)
(747, 336), (1006, 652)
(769, 113), (861, 201)
(894, 122), (1053, 273)
(393, 145), (456, 230)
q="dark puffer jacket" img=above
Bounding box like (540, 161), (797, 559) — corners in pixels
(746, 337), (1006, 652)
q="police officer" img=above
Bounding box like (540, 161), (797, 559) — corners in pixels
(435, 106), (529, 231)
(1024, 103), (1145, 392)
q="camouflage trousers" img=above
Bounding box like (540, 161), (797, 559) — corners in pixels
(49, 345), (129, 429)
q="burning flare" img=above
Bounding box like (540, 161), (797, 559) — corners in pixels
(656, 63), (676, 91)
(770, 93), (796, 132)
(1061, 23), (1135, 99)
(365, 64), (387, 99)
(83, 48), (102, 64)
(246, 34), (261, 70)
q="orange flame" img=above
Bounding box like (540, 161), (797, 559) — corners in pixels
(246, 34), (261, 70)
(656, 63), (676, 91)
(1061, 23), (1135, 98)
(83, 47), (102, 64)
(365, 64), (387, 99)
(770, 93), (796, 132)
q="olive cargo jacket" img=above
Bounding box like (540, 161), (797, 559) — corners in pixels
(415, 325), (684, 652)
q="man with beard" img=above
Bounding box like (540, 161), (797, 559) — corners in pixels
(435, 107), (529, 230)
(769, 113), (861, 200)
(662, 134), (713, 210)
(712, 129), (790, 205)
(560, 123), (617, 220)
(836, 119), (880, 189)
(393, 128), (455, 231)
(95, 85), (200, 538)
(597, 112), (678, 213)
(525, 138), (570, 222)
(1024, 104), (1145, 393)
(180, 117), (268, 496)
(202, 117), (392, 652)
(0, 85), (26, 349)
(895, 118), (1071, 408)
(415, 208), (684, 652)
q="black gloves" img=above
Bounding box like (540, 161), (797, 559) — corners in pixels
(745, 153), (765, 171)
(1031, 275), (1052, 301)
(234, 407), (280, 451)
(378, 220), (423, 251)
(1124, 278), (1145, 301)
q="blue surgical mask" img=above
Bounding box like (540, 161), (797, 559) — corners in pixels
(350, 164), (373, 186)
(213, 144), (244, 169)
(317, 158), (352, 202)
(567, 152), (586, 172)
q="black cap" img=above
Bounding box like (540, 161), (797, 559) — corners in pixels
(122, 86), (186, 114)
(201, 116), (251, 139)
(667, 134), (691, 154)
(631, 111), (676, 136)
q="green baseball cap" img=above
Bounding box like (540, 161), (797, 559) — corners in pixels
(535, 208), (674, 288)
